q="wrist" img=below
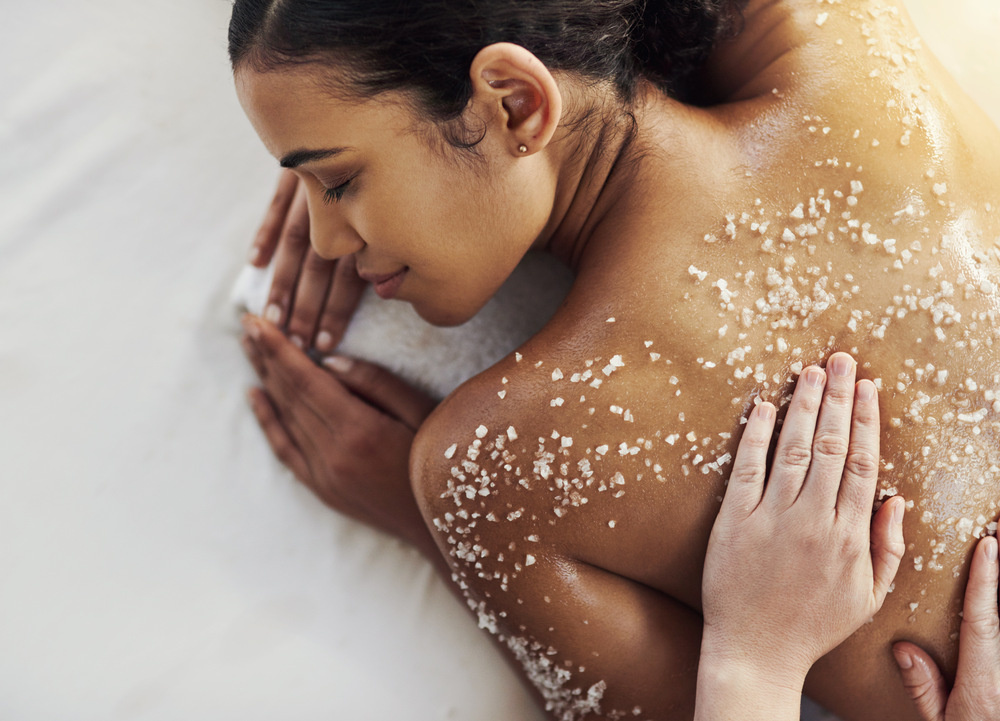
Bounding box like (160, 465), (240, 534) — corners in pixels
(695, 654), (805, 721)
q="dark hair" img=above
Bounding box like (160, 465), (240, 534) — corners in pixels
(230, 0), (746, 124)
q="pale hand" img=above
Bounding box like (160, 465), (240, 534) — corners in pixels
(894, 534), (1000, 721)
(698, 352), (906, 713)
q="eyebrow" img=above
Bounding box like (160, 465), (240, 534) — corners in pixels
(279, 147), (347, 169)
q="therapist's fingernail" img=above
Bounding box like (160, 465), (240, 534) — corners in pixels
(805, 367), (825, 388)
(857, 380), (876, 402)
(985, 537), (998, 562)
(323, 355), (353, 374)
(892, 646), (913, 670)
(289, 334), (304, 350)
(264, 303), (282, 325)
(757, 403), (775, 421)
(893, 499), (905, 526)
(830, 353), (854, 377)
(315, 330), (334, 351)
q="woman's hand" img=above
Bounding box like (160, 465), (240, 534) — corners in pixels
(695, 352), (906, 720)
(893, 534), (1000, 721)
(249, 170), (367, 353)
(240, 314), (439, 557)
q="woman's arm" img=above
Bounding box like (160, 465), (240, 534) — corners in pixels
(695, 352), (906, 720)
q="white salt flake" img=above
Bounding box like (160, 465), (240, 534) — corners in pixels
(444, 444), (457, 459)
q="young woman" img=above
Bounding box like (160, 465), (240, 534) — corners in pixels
(233, 0), (1000, 717)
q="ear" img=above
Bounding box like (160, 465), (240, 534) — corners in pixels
(467, 43), (562, 156)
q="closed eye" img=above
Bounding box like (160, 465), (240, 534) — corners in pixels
(323, 175), (356, 204)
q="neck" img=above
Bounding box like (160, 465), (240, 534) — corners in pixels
(539, 0), (804, 269)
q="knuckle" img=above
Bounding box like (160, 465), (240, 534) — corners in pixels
(963, 612), (1000, 644)
(812, 432), (850, 459)
(844, 449), (879, 478)
(728, 464), (765, 488)
(777, 439), (812, 470)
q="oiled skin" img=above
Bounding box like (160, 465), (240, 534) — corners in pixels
(412, 1), (1000, 718)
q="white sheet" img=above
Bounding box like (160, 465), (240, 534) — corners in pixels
(2, 2), (997, 719)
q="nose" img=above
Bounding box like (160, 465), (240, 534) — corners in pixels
(306, 191), (364, 261)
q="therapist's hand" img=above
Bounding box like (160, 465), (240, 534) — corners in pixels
(893, 533), (1000, 721)
(249, 170), (367, 354)
(240, 314), (439, 558)
(696, 353), (906, 720)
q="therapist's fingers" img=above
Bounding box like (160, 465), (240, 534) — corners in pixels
(763, 365), (826, 510)
(892, 642), (948, 721)
(869, 497), (906, 608)
(835, 379), (881, 525)
(285, 248), (336, 350)
(250, 170), (299, 267)
(314, 256), (367, 354)
(955, 535), (1000, 687)
(247, 386), (312, 484)
(263, 182), (311, 327)
(800, 353), (856, 508)
(719, 402), (776, 519)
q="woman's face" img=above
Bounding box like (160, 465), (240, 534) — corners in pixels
(236, 66), (556, 326)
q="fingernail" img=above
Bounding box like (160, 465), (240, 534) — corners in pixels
(290, 334), (304, 349)
(315, 330), (334, 351)
(893, 499), (905, 526)
(857, 380), (876, 401)
(248, 246), (261, 265)
(757, 402), (775, 421)
(241, 315), (261, 341)
(893, 646), (913, 670)
(830, 354), (854, 377)
(264, 303), (282, 325)
(985, 536), (998, 562)
(323, 355), (353, 374)
(805, 367), (825, 388)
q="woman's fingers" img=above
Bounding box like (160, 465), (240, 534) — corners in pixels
(719, 402), (776, 518)
(893, 642), (948, 721)
(323, 354), (436, 431)
(869, 497), (906, 608)
(251, 170), (299, 268)
(263, 182), (311, 327)
(762, 365), (826, 509)
(836, 379), (881, 524)
(315, 256), (367, 353)
(284, 248), (337, 349)
(956, 535), (1000, 684)
(247, 386), (312, 484)
(800, 353), (856, 507)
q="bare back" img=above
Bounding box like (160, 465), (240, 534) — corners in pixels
(413, 1), (1000, 718)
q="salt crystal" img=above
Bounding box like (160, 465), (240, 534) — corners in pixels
(816, 11), (829, 26)
(525, 554), (536, 566)
(606, 317), (616, 323)
(507, 426), (518, 441)
(445, 444), (458, 459)
(552, 368), (564, 381)
(476, 425), (488, 438)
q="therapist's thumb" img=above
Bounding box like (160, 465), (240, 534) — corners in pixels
(322, 355), (436, 431)
(893, 642), (947, 721)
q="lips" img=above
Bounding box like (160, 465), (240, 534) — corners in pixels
(359, 267), (408, 300)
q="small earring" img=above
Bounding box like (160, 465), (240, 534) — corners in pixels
(518, 144), (528, 154)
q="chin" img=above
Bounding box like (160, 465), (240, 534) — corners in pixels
(412, 300), (475, 328)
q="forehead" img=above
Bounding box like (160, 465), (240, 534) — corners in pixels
(234, 66), (416, 159)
